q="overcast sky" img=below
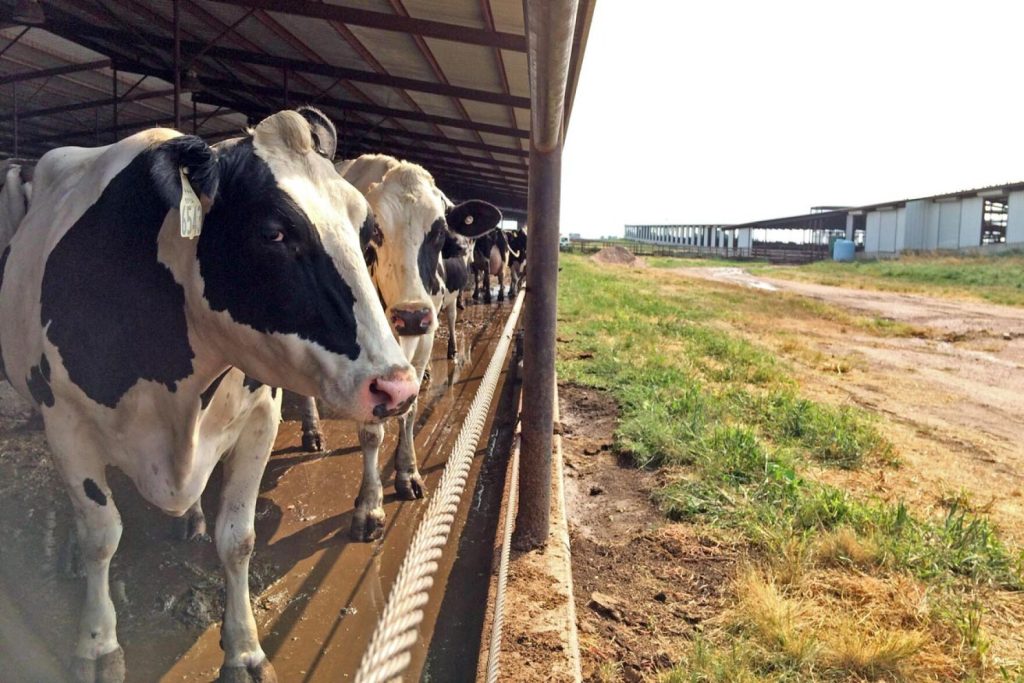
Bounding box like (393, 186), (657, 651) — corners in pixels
(561, 0), (1024, 238)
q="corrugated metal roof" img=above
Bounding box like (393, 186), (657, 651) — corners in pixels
(0, 0), (597, 213)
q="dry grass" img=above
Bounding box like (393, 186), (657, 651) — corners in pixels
(706, 563), (960, 681)
(813, 527), (881, 569)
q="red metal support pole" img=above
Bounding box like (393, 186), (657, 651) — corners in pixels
(173, 0), (182, 130)
(513, 0), (578, 551)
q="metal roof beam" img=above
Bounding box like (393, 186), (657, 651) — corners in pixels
(0, 59), (111, 86)
(0, 88), (177, 123)
(193, 85), (528, 139)
(207, 0), (527, 52)
(0, 109), (237, 147)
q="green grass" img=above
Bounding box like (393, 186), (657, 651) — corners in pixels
(556, 255), (1024, 680)
(754, 251), (1024, 307)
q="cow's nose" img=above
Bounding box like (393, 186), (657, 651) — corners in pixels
(366, 368), (419, 419)
(391, 307), (433, 336)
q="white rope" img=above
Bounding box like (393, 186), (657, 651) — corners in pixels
(484, 404), (521, 683)
(355, 290), (525, 683)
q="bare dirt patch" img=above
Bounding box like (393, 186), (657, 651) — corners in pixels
(558, 384), (737, 682)
(591, 246), (646, 268)
(672, 267), (1024, 549)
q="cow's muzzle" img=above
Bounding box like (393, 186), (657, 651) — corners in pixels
(391, 307), (433, 336)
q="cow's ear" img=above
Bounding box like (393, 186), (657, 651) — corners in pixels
(447, 200), (502, 238)
(296, 106), (337, 160)
(150, 135), (219, 211)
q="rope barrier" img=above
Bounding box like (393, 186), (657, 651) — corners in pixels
(484, 401), (521, 683)
(354, 289), (525, 683)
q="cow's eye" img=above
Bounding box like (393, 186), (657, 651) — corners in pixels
(262, 227), (285, 242)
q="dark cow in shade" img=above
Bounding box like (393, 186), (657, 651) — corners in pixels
(471, 228), (510, 303)
(0, 110), (416, 683)
(297, 154), (501, 540)
(506, 227), (527, 297)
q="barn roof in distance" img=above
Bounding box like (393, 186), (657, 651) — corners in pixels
(0, 0), (597, 216)
(725, 179), (1024, 232)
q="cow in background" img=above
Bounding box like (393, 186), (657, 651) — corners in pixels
(471, 228), (509, 303)
(0, 161), (31, 264)
(506, 227), (527, 297)
(0, 109), (415, 683)
(299, 154), (501, 540)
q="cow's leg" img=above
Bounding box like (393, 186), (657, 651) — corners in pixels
(395, 341), (429, 500)
(445, 297), (458, 360)
(456, 290), (465, 310)
(215, 404), (278, 683)
(472, 268), (481, 301)
(173, 500), (209, 542)
(51, 442), (125, 683)
(394, 402), (424, 500)
(497, 268), (505, 302)
(350, 422), (385, 541)
(300, 397), (325, 452)
(482, 269), (492, 304)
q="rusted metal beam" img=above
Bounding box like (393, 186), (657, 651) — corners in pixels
(207, 0), (527, 51)
(514, 0), (579, 552)
(0, 59), (110, 86)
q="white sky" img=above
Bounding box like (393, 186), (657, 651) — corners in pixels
(562, 0), (1024, 238)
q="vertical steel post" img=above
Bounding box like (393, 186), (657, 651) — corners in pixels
(173, 0), (182, 130)
(12, 82), (18, 157)
(283, 68), (290, 108)
(111, 67), (118, 143)
(513, 0), (578, 551)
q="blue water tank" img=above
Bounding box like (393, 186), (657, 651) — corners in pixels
(833, 239), (855, 262)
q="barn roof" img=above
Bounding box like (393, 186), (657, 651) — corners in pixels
(0, 0), (596, 216)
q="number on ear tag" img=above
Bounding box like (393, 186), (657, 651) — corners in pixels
(179, 167), (204, 239)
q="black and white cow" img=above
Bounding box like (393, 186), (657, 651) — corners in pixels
(0, 161), (30, 267)
(0, 110), (416, 683)
(506, 227), (527, 298)
(471, 228), (510, 304)
(298, 154), (501, 540)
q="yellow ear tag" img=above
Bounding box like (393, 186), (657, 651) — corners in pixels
(179, 167), (203, 239)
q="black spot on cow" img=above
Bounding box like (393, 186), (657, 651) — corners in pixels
(0, 244), (10, 378)
(83, 478), (107, 506)
(200, 368), (231, 409)
(39, 137), (218, 408)
(271, 387), (279, 400)
(417, 217), (447, 296)
(198, 139), (362, 362)
(441, 255), (470, 294)
(26, 353), (54, 407)
(243, 375), (263, 393)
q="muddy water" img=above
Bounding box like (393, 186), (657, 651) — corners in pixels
(0, 298), (516, 682)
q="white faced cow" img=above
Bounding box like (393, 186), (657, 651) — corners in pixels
(299, 153), (501, 540)
(0, 109), (416, 683)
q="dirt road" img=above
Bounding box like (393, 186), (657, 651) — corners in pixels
(674, 266), (1024, 544)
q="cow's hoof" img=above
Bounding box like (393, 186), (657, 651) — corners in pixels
(350, 508), (386, 542)
(395, 474), (426, 500)
(447, 345), (457, 361)
(174, 507), (209, 542)
(217, 659), (278, 683)
(72, 647), (125, 683)
(302, 429), (325, 452)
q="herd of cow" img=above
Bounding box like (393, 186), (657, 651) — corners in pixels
(0, 107), (527, 683)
